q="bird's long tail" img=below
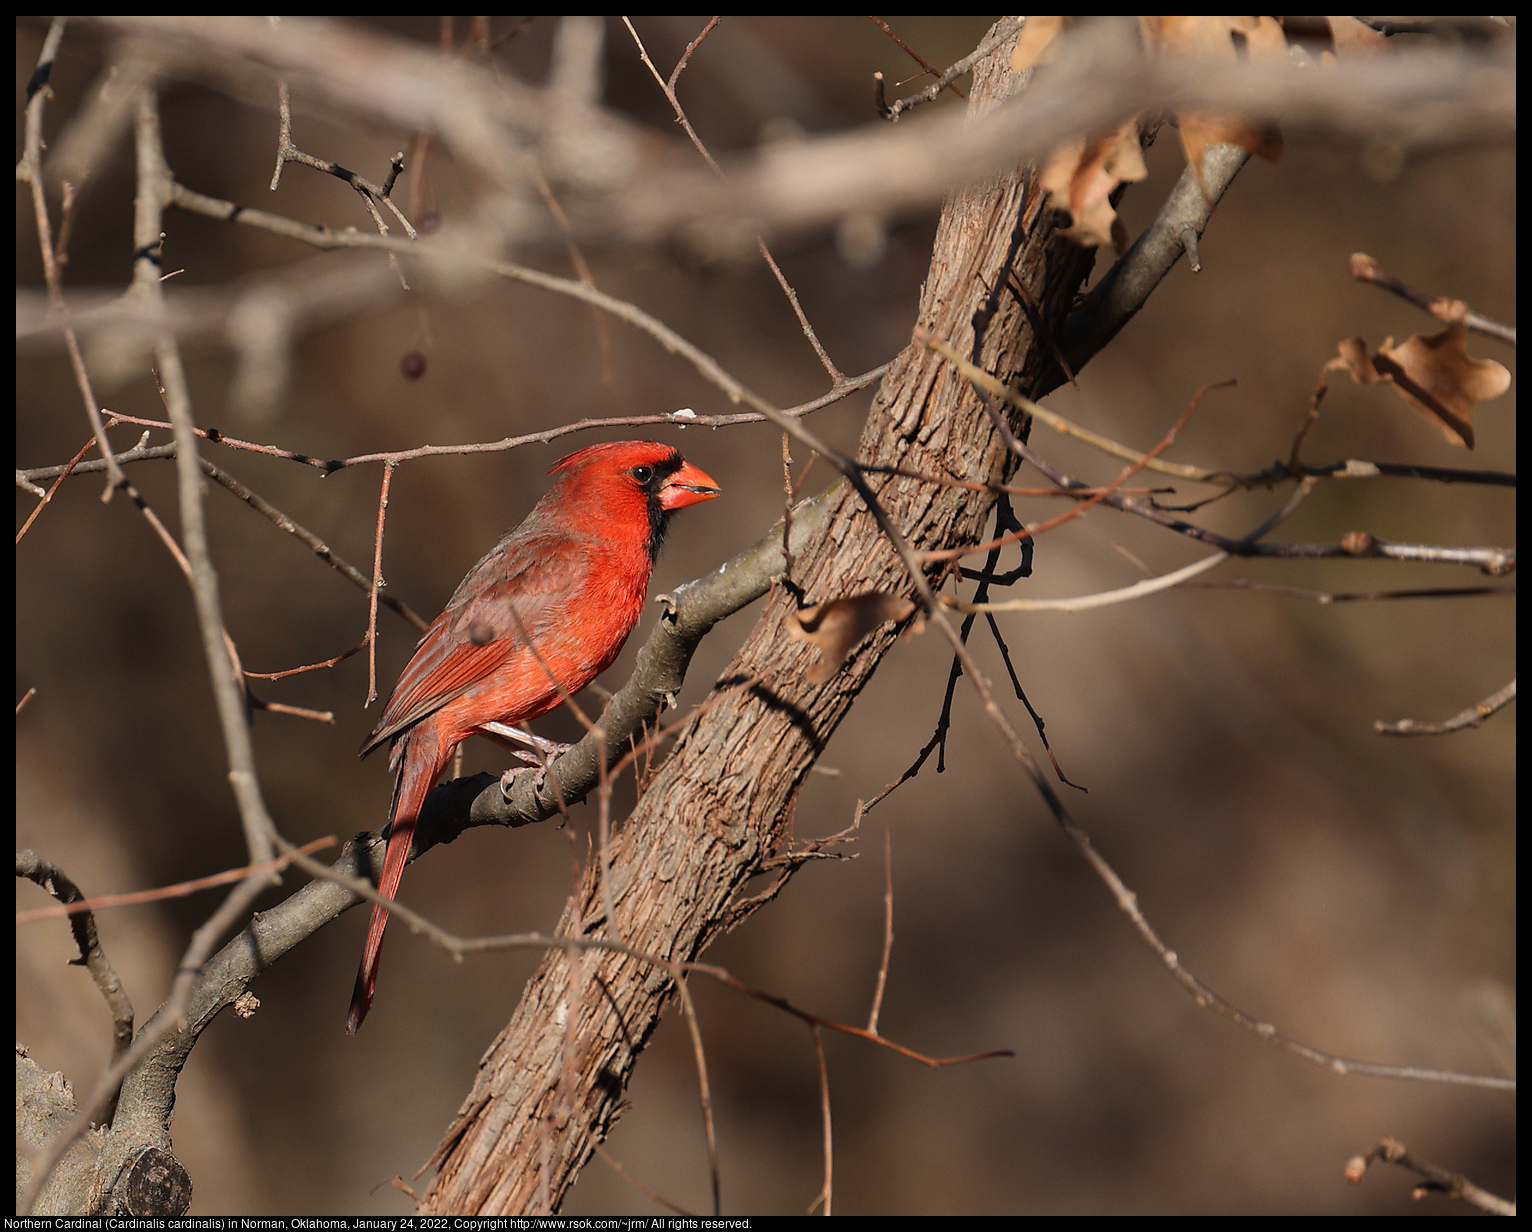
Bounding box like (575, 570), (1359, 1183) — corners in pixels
(347, 726), (449, 1034)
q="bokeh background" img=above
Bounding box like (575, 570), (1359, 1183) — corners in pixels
(17, 17), (1514, 1216)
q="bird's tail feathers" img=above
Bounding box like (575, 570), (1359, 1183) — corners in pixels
(346, 731), (445, 1033)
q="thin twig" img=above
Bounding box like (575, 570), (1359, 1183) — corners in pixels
(675, 979), (721, 1217)
(139, 84), (284, 843)
(16, 851), (136, 1121)
(622, 16), (845, 383)
(920, 329), (1225, 482)
(197, 455), (429, 631)
(667, 17), (720, 92)
(18, 369), (887, 481)
(16, 433), (101, 544)
(810, 1024), (832, 1217)
(268, 51), (416, 290)
(529, 166), (614, 382)
(867, 827), (894, 1035)
(16, 837), (336, 924)
(1351, 252), (1516, 346)
(1190, 581), (1514, 605)
(1375, 679), (1516, 736)
(594, 1145), (694, 1216)
(251, 698), (335, 724)
(950, 551), (1227, 615)
(1050, 801), (1515, 1090)
(923, 382), (1221, 563)
(1346, 1137), (1515, 1215)
(366, 462), (396, 706)
(878, 16), (1024, 120)
(868, 17), (967, 103)
(20, 18), (127, 505)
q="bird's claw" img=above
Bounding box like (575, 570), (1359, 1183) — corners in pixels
(500, 760), (547, 797)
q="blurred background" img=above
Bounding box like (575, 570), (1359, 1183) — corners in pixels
(17, 17), (1514, 1216)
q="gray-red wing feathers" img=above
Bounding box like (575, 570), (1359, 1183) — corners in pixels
(360, 532), (594, 758)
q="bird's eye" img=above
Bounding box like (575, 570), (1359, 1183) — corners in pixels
(630, 465), (655, 484)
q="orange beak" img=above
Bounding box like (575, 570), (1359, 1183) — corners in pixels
(659, 459), (721, 511)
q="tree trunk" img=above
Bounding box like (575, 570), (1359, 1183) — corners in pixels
(424, 23), (1097, 1214)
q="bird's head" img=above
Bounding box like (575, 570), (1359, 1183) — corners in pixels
(547, 440), (719, 560)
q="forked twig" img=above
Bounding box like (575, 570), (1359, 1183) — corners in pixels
(1345, 1136), (1515, 1215)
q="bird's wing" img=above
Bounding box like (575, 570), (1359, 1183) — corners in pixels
(361, 532), (592, 756)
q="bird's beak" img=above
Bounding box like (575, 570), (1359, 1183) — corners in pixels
(659, 460), (721, 510)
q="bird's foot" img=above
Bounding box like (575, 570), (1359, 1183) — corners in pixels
(481, 723), (573, 798)
(501, 747), (576, 796)
(500, 759), (547, 797)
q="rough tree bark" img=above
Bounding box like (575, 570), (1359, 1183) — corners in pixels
(424, 24), (1098, 1214)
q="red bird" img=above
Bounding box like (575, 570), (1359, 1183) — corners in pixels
(347, 441), (720, 1033)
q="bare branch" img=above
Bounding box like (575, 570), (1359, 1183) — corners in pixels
(952, 550), (1227, 614)
(1375, 679), (1516, 736)
(1346, 1137), (1516, 1215)
(1351, 251), (1516, 347)
(16, 837), (336, 925)
(875, 16), (1022, 120)
(15, 851), (135, 1090)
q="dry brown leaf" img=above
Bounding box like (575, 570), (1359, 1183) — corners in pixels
(1327, 326), (1510, 449)
(1028, 15), (1400, 249)
(1010, 14), (1066, 73)
(1176, 110), (1284, 180)
(1142, 16), (1286, 192)
(1037, 119), (1148, 253)
(786, 592), (919, 684)
(1017, 20), (1145, 252)
(1377, 325), (1510, 448)
(1322, 16), (1388, 60)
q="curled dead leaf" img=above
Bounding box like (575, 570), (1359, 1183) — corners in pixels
(1329, 326), (1510, 449)
(1038, 119), (1148, 253)
(1142, 17), (1287, 192)
(1176, 110), (1283, 186)
(786, 591), (921, 684)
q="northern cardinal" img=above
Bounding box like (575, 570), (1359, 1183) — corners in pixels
(347, 441), (720, 1033)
